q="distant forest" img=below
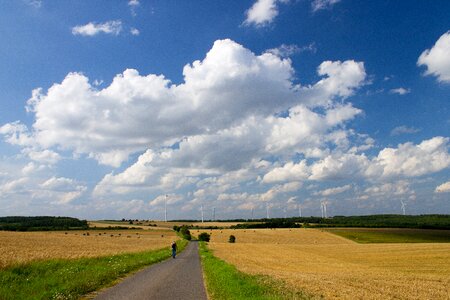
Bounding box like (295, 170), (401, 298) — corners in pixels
(0, 216), (88, 231)
(230, 215), (450, 230)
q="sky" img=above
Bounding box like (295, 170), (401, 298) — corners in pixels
(0, 0), (449, 220)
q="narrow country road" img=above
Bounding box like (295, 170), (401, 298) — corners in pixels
(93, 241), (207, 300)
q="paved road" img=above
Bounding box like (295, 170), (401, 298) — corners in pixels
(94, 241), (207, 300)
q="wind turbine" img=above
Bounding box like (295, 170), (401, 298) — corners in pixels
(164, 194), (168, 222)
(400, 199), (406, 215)
(201, 204), (204, 223)
(298, 203), (302, 218)
(212, 207), (216, 221)
(321, 201), (327, 218)
(266, 202), (270, 219)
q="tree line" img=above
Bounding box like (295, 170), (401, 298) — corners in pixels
(230, 214), (450, 230)
(0, 216), (88, 231)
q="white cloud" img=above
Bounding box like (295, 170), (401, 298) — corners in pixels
(0, 177), (29, 194)
(261, 181), (302, 201)
(265, 137), (450, 183)
(128, 0), (140, 17)
(244, 0), (287, 27)
(72, 20), (123, 36)
(24, 149), (61, 164)
(263, 161), (310, 183)
(314, 184), (351, 196)
(130, 28), (140, 36)
(418, 31), (450, 83)
(390, 125), (420, 136)
(362, 180), (415, 200)
(25, 0), (42, 8)
(0, 121), (34, 147)
(367, 137), (450, 178)
(149, 194), (183, 206)
(311, 0), (341, 12)
(265, 43), (316, 57)
(310, 152), (369, 180)
(3, 39), (366, 168)
(435, 181), (450, 193)
(39, 177), (87, 204)
(390, 87), (410, 95)
(128, 0), (139, 7)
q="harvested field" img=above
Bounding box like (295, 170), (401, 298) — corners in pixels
(208, 228), (450, 300)
(0, 229), (176, 269)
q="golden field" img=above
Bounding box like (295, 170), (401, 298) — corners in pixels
(207, 228), (450, 300)
(0, 229), (176, 269)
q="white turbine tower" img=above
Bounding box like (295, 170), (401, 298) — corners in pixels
(201, 204), (204, 223)
(213, 207), (216, 221)
(321, 201), (328, 218)
(251, 208), (254, 220)
(164, 194), (168, 222)
(298, 204), (302, 218)
(266, 202), (270, 219)
(400, 199), (406, 216)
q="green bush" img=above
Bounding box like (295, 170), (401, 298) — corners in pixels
(179, 225), (192, 240)
(229, 235), (236, 243)
(198, 232), (211, 242)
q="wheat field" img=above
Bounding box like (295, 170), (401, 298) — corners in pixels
(207, 228), (450, 300)
(0, 230), (176, 269)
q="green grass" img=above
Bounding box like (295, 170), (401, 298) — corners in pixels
(199, 242), (316, 300)
(326, 228), (450, 243)
(0, 239), (188, 300)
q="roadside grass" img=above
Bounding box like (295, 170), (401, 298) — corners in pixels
(325, 228), (450, 243)
(199, 242), (316, 300)
(0, 239), (187, 300)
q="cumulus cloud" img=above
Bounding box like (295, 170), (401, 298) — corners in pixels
(2, 39), (366, 168)
(311, 0), (341, 12)
(362, 180), (416, 201)
(368, 137), (450, 178)
(244, 0), (288, 27)
(389, 87), (410, 95)
(130, 28), (140, 35)
(264, 137), (450, 183)
(418, 31), (450, 83)
(435, 181), (450, 193)
(390, 125), (420, 136)
(72, 20), (123, 36)
(314, 184), (351, 196)
(39, 177), (87, 204)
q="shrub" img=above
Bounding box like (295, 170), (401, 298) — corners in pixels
(198, 232), (211, 242)
(179, 225), (192, 240)
(173, 225), (180, 232)
(229, 235), (236, 243)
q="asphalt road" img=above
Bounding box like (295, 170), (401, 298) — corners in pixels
(94, 241), (207, 300)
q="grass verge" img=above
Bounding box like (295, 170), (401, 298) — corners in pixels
(199, 242), (316, 300)
(0, 239), (187, 300)
(326, 228), (450, 243)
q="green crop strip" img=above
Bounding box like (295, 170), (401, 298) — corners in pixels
(199, 242), (316, 300)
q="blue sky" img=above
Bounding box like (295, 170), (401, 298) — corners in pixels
(0, 0), (449, 220)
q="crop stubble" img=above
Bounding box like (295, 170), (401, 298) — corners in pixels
(208, 228), (450, 299)
(0, 230), (176, 268)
